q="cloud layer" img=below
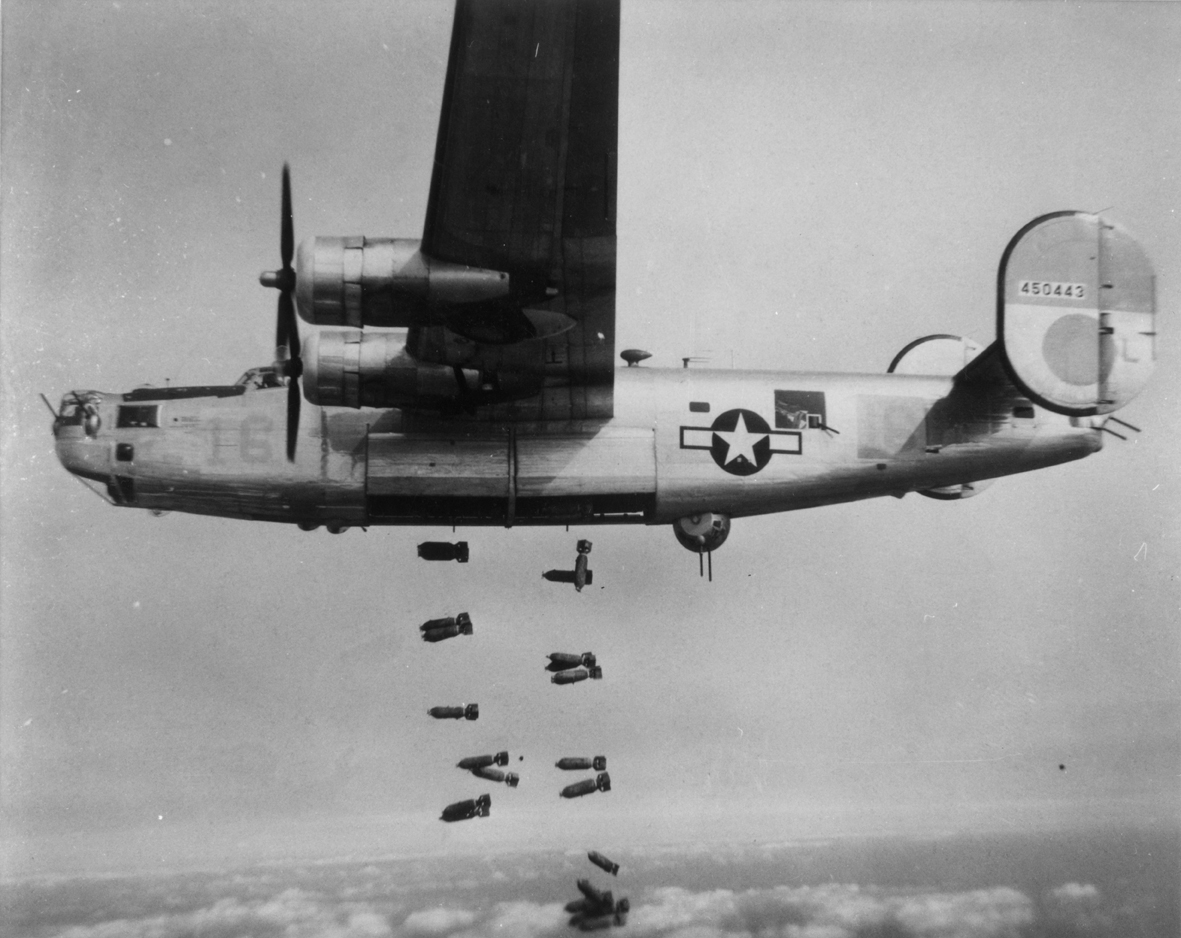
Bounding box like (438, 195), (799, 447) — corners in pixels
(14, 873), (1120, 938)
(616, 884), (1037, 937)
(12, 829), (1174, 938)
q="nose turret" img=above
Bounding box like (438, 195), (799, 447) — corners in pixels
(52, 391), (113, 483)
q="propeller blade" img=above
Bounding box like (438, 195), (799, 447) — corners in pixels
(276, 293), (288, 352)
(280, 163), (293, 269)
(278, 289), (299, 360)
(259, 162), (300, 462)
(286, 372), (301, 462)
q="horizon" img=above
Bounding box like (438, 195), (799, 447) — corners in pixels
(6, 825), (1178, 936)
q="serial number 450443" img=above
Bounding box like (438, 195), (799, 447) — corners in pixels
(1018, 280), (1086, 299)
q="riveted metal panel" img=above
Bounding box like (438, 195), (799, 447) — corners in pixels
(367, 433), (509, 497)
(515, 426), (654, 497)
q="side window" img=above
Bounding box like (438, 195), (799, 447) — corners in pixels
(775, 390), (826, 430)
(117, 405), (160, 428)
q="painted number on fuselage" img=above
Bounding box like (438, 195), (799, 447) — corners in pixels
(209, 415), (275, 465)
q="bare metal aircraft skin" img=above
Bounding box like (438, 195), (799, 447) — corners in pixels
(51, 0), (1159, 557)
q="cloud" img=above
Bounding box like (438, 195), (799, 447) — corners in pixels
(630, 884), (1035, 938)
(48, 887), (395, 938)
(1049, 882), (1100, 903)
(463, 900), (568, 936)
(402, 907), (476, 935)
(1044, 882), (1108, 935)
(18, 863), (1130, 938)
(404, 884), (1037, 938)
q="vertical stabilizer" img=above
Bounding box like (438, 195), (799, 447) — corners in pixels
(999, 212), (1155, 415)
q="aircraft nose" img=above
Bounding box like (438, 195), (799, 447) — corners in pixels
(49, 393), (110, 477)
(54, 431), (112, 483)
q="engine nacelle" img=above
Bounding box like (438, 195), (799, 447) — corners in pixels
(673, 513), (731, 553)
(295, 237), (510, 328)
(302, 330), (540, 410)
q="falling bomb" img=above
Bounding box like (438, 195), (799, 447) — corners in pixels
(552, 667), (602, 685)
(457, 752), (508, 770)
(420, 612), (473, 642)
(428, 703), (479, 720)
(546, 652), (596, 672)
(439, 794), (490, 822)
(588, 851), (620, 876)
(555, 757), (606, 771)
(561, 772), (611, 798)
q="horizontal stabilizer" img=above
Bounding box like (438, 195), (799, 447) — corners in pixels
(888, 334), (984, 376)
(999, 212), (1156, 415)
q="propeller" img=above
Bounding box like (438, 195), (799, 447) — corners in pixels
(259, 164), (302, 461)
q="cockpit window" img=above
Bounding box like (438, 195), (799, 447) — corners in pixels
(117, 405), (160, 428)
(58, 391), (101, 426)
(57, 404), (85, 426)
(235, 366), (285, 390)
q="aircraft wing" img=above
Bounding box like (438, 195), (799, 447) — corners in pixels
(411, 0), (619, 425)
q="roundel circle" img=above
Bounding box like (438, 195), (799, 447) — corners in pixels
(1041, 313), (1113, 386)
(710, 408), (772, 475)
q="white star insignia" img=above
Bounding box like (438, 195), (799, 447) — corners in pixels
(715, 412), (766, 467)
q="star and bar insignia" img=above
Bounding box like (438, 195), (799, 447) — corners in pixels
(680, 408), (801, 476)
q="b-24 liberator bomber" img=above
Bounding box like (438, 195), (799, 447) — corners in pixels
(50, 0), (1159, 567)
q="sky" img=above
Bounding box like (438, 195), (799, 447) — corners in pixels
(2, 0), (1179, 890)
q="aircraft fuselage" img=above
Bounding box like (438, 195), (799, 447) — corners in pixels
(52, 366), (1100, 530)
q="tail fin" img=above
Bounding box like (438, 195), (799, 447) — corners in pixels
(999, 212), (1156, 415)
